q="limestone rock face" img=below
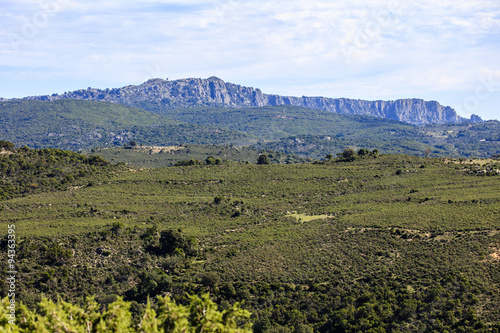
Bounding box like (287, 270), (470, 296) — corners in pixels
(23, 77), (480, 125)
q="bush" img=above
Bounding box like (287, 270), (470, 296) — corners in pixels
(159, 229), (197, 256)
(205, 156), (217, 165)
(336, 148), (356, 162)
(174, 159), (203, 166)
(0, 141), (15, 150)
(357, 148), (369, 156)
(86, 155), (109, 166)
(44, 242), (73, 265)
(257, 154), (270, 165)
(342, 148), (355, 159)
(1, 294), (252, 332)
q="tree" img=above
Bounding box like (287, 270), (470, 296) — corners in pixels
(174, 159), (203, 167)
(2, 294), (252, 332)
(342, 148), (355, 159)
(293, 324), (314, 333)
(357, 148), (369, 156)
(205, 156), (222, 165)
(86, 155), (109, 166)
(338, 148), (356, 161)
(0, 141), (15, 151)
(257, 154), (270, 165)
(124, 140), (137, 149)
(206, 156), (216, 165)
(159, 229), (197, 256)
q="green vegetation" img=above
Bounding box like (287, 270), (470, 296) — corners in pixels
(1, 100), (499, 160)
(148, 105), (500, 158)
(0, 100), (254, 149)
(286, 212), (331, 222)
(0, 294), (251, 332)
(0, 145), (117, 201)
(257, 154), (270, 165)
(1, 146), (500, 331)
(84, 145), (307, 168)
(252, 120), (500, 159)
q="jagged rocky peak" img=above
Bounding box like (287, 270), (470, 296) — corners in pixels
(469, 114), (483, 123)
(142, 78), (169, 85)
(21, 77), (482, 125)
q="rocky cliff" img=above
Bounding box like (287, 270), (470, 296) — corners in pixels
(23, 76), (480, 125)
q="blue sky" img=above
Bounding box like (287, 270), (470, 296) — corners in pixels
(1, 0), (499, 121)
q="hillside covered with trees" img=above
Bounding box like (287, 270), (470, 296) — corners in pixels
(1, 145), (499, 331)
(0, 100), (255, 150)
(0, 100), (498, 161)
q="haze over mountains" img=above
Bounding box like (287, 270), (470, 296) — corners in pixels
(20, 77), (481, 126)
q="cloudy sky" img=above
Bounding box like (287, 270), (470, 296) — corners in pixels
(1, 0), (499, 120)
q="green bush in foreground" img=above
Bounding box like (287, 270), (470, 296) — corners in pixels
(0, 294), (251, 332)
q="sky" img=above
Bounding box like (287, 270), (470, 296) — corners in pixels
(1, 0), (499, 121)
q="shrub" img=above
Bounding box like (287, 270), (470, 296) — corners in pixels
(86, 155), (109, 166)
(257, 154), (270, 165)
(205, 156), (216, 165)
(342, 148), (354, 158)
(357, 148), (369, 156)
(0, 141), (15, 151)
(159, 229), (197, 256)
(1, 293), (252, 332)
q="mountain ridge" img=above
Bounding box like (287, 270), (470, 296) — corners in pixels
(1, 98), (498, 158)
(21, 76), (481, 125)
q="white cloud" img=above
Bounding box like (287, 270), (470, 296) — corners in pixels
(0, 0), (499, 120)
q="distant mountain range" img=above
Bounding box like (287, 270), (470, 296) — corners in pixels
(19, 76), (482, 126)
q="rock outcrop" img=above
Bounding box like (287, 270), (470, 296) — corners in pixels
(23, 76), (481, 125)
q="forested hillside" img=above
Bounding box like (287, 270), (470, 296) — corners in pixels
(0, 141), (115, 200)
(0, 100), (255, 149)
(162, 106), (500, 158)
(1, 146), (499, 331)
(1, 100), (498, 159)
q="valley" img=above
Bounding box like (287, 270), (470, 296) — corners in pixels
(0, 77), (499, 332)
(1, 145), (499, 331)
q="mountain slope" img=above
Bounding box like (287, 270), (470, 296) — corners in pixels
(1, 100), (497, 158)
(0, 99), (255, 149)
(163, 105), (418, 139)
(21, 77), (480, 125)
(98, 105), (500, 159)
(2, 152), (500, 330)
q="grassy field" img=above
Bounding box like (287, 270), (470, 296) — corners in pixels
(1, 150), (500, 331)
(5, 154), (499, 237)
(83, 144), (307, 168)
